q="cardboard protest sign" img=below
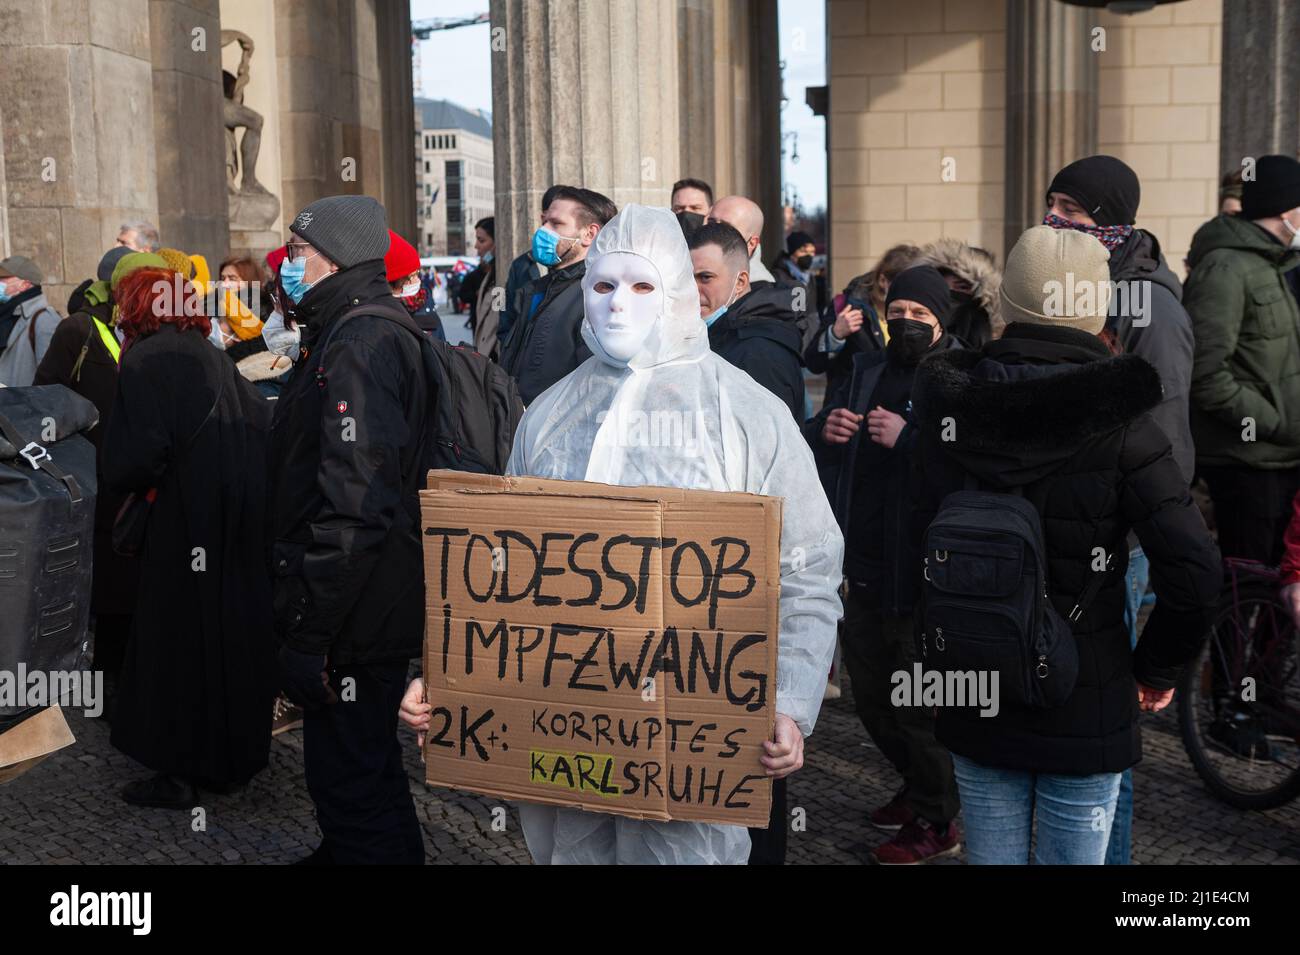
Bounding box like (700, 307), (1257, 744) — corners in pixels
(0, 705), (74, 786)
(420, 470), (781, 828)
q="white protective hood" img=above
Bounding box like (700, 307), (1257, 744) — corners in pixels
(507, 204), (844, 865)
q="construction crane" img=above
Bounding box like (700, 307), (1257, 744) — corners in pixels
(410, 13), (490, 97)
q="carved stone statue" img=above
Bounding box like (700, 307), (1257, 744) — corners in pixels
(221, 30), (269, 196)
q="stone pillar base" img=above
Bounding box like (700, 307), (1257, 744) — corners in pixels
(228, 228), (281, 262)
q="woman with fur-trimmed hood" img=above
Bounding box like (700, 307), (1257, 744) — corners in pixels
(910, 238), (1003, 347)
(909, 227), (1220, 864)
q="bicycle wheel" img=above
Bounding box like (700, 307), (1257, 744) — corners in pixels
(1177, 577), (1300, 810)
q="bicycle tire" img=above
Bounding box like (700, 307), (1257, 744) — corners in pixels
(1177, 577), (1300, 811)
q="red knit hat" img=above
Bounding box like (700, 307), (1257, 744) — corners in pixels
(266, 244), (287, 276)
(384, 230), (420, 282)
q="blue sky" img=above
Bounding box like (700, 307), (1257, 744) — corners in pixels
(409, 0), (826, 210)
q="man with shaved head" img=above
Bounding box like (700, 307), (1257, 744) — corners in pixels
(709, 195), (815, 350)
(707, 195), (776, 284)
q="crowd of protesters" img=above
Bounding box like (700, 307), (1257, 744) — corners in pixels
(4, 149), (1300, 867)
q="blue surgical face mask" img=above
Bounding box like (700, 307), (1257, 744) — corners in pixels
(280, 253), (317, 304)
(0, 286), (10, 305)
(532, 225), (579, 267)
(704, 278), (742, 327)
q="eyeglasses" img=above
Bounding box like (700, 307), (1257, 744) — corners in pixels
(285, 242), (313, 262)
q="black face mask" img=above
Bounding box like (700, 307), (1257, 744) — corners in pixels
(886, 318), (938, 365)
(676, 211), (704, 239)
(795, 254), (814, 270)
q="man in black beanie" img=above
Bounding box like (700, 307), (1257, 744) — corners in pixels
(1043, 154), (1196, 485)
(1185, 154), (1300, 569)
(268, 194), (429, 864)
(772, 229), (823, 319)
(803, 265), (962, 864)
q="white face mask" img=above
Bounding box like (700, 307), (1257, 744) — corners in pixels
(207, 320), (235, 351)
(398, 280), (421, 298)
(584, 252), (665, 366)
(261, 309), (301, 361)
(1283, 210), (1300, 250)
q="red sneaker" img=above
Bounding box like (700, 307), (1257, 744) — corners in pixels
(870, 818), (961, 865)
(869, 792), (915, 831)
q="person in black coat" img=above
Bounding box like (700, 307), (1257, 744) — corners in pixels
(688, 221), (806, 421)
(102, 266), (275, 809)
(269, 196), (431, 864)
(909, 226), (1221, 865)
(803, 264), (963, 865)
(499, 187), (616, 404)
(1043, 154), (1195, 484)
(771, 229), (823, 318)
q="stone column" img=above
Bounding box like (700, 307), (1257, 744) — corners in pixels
(0, 0), (160, 308)
(376, 0), (417, 243)
(151, 0), (229, 263)
(706, 0), (780, 252)
(0, 103), (9, 259)
(274, 0), (385, 228)
(1219, 0), (1300, 176)
(1003, 0), (1098, 257)
(678, 0), (715, 184)
(489, 0), (682, 261)
(749, 0), (783, 261)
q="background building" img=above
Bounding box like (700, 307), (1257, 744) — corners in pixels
(2, 0), (1296, 312)
(414, 98), (494, 256)
(824, 0), (1296, 292)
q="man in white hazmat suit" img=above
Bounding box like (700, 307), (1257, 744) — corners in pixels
(402, 205), (842, 864)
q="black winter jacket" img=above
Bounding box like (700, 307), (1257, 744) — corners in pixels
(499, 258), (589, 405)
(708, 285), (807, 421)
(1107, 229), (1196, 484)
(910, 324), (1221, 774)
(268, 261), (432, 665)
(805, 336), (964, 615)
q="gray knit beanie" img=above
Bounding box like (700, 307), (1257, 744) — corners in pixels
(289, 195), (390, 269)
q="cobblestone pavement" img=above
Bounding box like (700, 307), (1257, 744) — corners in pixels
(1, 680), (1296, 865)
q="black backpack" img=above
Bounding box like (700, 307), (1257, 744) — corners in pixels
(0, 386), (98, 724)
(918, 487), (1113, 709)
(318, 301), (524, 474)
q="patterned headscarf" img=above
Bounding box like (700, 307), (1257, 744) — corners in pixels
(1042, 212), (1133, 253)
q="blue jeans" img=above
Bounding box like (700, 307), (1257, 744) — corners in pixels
(1105, 546), (1151, 866)
(952, 754), (1122, 864)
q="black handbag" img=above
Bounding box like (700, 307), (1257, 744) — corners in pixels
(111, 368), (225, 557)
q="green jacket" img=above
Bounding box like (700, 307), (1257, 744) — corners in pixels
(1184, 214), (1300, 469)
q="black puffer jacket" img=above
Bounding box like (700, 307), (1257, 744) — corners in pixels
(708, 284), (806, 421)
(499, 258), (589, 405)
(911, 324), (1221, 774)
(268, 260), (431, 665)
